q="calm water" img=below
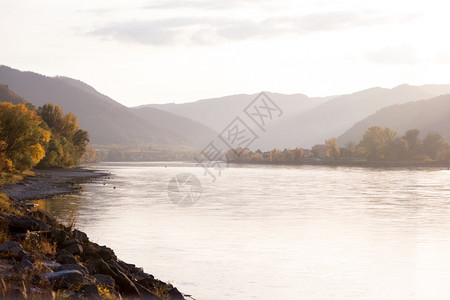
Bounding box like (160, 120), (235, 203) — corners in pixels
(35, 162), (450, 300)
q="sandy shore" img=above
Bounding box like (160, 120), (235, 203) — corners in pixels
(0, 167), (109, 201)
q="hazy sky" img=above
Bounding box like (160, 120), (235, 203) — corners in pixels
(1, 0), (449, 106)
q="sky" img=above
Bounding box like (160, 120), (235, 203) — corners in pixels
(1, 0), (450, 106)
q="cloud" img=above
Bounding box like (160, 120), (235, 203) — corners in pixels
(143, 0), (269, 10)
(88, 11), (414, 46)
(365, 45), (420, 65)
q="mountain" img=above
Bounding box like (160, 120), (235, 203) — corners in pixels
(0, 84), (27, 105)
(338, 94), (450, 145)
(251, 84), (438, 149)
(132, 106), (217, 147)
(141, 93), (330, 132)
(0, 65), (215, 148)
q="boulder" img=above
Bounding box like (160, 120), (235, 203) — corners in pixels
(73, 229), (89, 243)
(61, 238), (78, 247)
(93, 259), (139, 297)
(39, 270), (85, 289)
(7, 215), (48, 233)
(56, 251), (77, 265)
(168, 287), (186, 300)
(57, 263), (88, 275)
(0, 241), (27, 259)
(83, 284), (101, 300)
(63, 243), (83, 256)
(18, 255), (34, 270)
(31, 209), (59, 227)
(134, 282), (162, 300)
(93, 274), (115, 288)
(50, 228), (67, 245)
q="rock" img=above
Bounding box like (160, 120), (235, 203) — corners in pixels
(64, 243), (83, 256)
(134, 282), (162, 300)
(168, 287), (186, 300)
(98, 246), (116, 262)
(94, 274), (115, 288)
(81, 250), (101, 261)
(32, 209), (59, 227)
(62, 238), (78, 247)
(56, 252), (77, 265)
(50, 228), (67, 245)
(83, 284), (101, 300)
(39, 270), (85, 289)
(57, 263), (88, 275)
(73, 229), (89, 243)
(0, 241), (27, 259)
(109, 264), (140, 297)
(137, 277), (158, 290)
(82, 243), (116, 262)
(7, 215), (48, 233)
(93, 259), (139, 297)
(19, 255), (34, 270)
(8, 287), (27, 300)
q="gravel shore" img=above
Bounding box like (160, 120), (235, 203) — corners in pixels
(0, 167), (109, 201)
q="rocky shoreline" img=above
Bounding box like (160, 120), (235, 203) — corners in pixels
(0, 168), (188, 300)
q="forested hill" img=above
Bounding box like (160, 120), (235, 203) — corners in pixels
(338, 94), (450, 145)
(0, 84), (27, 105)
(0, 65), (215, 148)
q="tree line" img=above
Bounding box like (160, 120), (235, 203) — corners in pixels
(0, 102), (89, 172)
(226, 126), (450, 164)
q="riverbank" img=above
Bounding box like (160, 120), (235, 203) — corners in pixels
(0, 168), (110, 201)
(0, 167), (187, 300)
(229, 158), (450, 169)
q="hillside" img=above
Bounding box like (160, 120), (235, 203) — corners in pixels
(251, 84), (437, 149)
(0, 84), (27, 105)
(143, 93), (330, 132)
(0, 66), (214, 148)
(132, 106), (217, 147)
(338, 94), (450, 145)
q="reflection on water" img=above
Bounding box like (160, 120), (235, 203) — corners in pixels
(35, 162), (450, 300)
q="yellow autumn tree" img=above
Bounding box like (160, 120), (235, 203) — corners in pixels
(0, 103), (50, 170)
(325, 137), (340, 160)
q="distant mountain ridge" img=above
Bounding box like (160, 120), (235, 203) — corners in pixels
(141, 92), (331, 132)
(338, 94), (450, 145)
(147, 83), (450, 149)
(0, 84), (27, 105)
(0, 65), (216, 148)
(2, 65), (450, 151)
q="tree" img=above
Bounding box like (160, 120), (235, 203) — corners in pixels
(0, 103), (50, 170)
(382, 127), (398, 160)
(359, 126), (398, 161)
(404, 129), (422, 155)
(359, 127), (386, 160)
(293, 148), (303, 162)
(37, 104), (89, 168)
(325, 137), (340, 160)
(423, 132), (445, 160)
(270, 149), (282, 162)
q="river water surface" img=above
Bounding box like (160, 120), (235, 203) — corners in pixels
(35, 162), (450, 300)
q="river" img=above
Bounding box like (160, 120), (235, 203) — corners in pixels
(34, 162), (450, 300)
